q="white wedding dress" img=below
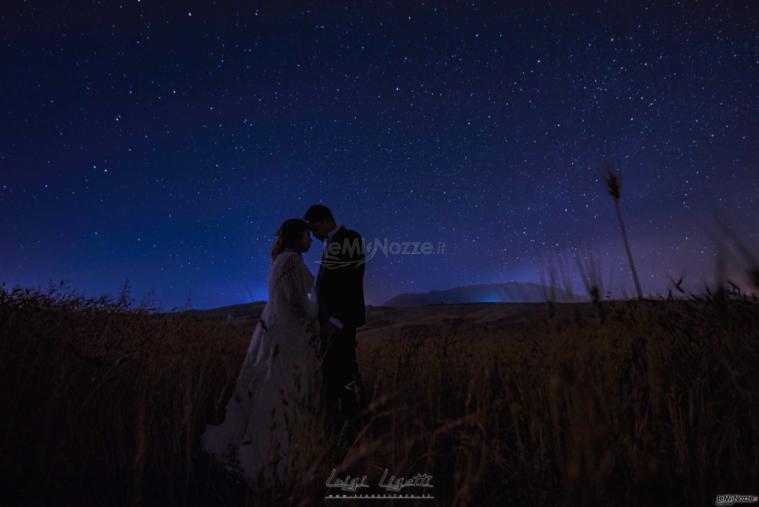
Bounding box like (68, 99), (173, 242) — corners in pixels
(201, 248), (320, 486)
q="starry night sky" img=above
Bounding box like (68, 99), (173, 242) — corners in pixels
(1, 1), (758, 309)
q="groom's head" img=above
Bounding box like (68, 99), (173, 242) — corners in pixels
(303, 204), (336, 241)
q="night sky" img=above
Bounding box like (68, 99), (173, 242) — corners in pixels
(2, 1), (758, 309)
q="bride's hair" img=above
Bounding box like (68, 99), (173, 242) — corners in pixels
(271, 218), (309, 260)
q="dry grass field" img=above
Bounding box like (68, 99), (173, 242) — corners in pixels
(1, 280), (758, 506)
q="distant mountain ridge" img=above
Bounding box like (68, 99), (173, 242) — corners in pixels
(383, 282), (582, 307)
(175, 301), (266, 323)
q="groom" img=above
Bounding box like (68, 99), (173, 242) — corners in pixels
(303, 204), (368, 459)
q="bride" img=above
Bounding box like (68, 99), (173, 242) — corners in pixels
(202, 218), (321, 487)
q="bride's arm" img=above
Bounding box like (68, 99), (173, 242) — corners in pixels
(278, 254), (319, 332)
(278, 254), (320, 356)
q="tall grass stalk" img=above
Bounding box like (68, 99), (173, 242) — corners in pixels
(604, 160), (643, 300)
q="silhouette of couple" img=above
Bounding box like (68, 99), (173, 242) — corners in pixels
(201, 204), (368, 486)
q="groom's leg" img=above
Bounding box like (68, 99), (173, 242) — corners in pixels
(320, 327), (361, 453)
(338, 327), (361, 416)
(320, 325), (345, 443)
(321, 328), (348, 463)
(332, 328), (365, 444)
(321, 325), (369, 463)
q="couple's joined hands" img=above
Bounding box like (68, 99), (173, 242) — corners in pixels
(306, 318), (338, 358)
(306, 319), (320, 357)
(311, 318), (344, 361)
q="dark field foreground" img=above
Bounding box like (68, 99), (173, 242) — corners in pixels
(1, 284), (758, 506)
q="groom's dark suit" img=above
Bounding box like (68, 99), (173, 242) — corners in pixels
(316, 225), (366, 330)
(315, 225), (367, 454)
